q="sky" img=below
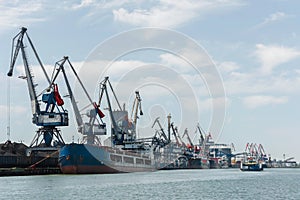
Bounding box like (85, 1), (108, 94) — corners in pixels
(0, 0), (300, 161)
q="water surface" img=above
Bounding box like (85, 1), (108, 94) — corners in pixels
(1, 168), (299, 200)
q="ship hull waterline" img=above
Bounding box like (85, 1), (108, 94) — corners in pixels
(59, 143), (158, 174)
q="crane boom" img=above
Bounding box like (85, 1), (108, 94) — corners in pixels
(8, 27), (40, 115)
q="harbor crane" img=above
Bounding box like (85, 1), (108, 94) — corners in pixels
(130, 91), (143, 126)
(170, 123), (181, 146)
(152, 117), (170, 145)
(182, 128), (193, 148)
(7, 27), (67, 148)
(98, 77), (132, 145)
(97, 77), (151, 150)
(49, 56), (106, 145)
(196, 123), (205, 146)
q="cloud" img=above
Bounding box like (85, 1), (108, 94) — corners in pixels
(71, 0), (95, 10)
(261, 12), (287, 25)
(218, 61), (240, 73)
(220, 61), (300, 96)
(71, 0), (130, 10)
(253, 11), (291, 30)
(0, 105), (28, 119)
(243, 95), (288, 109)
(254, 44), (300, 75)
(113, 0), (244, 28)
(0, 1), (45, 33)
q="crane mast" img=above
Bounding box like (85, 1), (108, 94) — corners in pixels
(7, 27), (67, 148)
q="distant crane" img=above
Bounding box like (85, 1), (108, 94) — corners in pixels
(152, 117), (169, 142)
(196, 123), (205, 146)
(170, 123), (181, 146)
(98, 77), (136, 145)
(182, 128), (193, 149)
(7, 27), (67, 148)
(130, 91), (143, 139)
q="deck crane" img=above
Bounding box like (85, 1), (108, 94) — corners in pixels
(7, 27), (67, 148)
(49, 56), (106, 145)
(130, 91), (143, 140)
(182, 128), (193, 149)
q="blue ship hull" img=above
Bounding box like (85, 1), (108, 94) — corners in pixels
(59, 143), (157, 174)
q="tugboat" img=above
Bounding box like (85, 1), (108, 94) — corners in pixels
(240, 155), (263, 171)
(240, 143), (265, 171)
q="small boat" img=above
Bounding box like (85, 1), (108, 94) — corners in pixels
(240, 155), (263, 171)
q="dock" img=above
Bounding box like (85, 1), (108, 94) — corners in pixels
(0, 167), (61, 176)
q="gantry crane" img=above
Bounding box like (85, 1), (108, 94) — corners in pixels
(7, 27), (67, 148)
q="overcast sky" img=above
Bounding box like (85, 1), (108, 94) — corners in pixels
(0, 0), (300, 161)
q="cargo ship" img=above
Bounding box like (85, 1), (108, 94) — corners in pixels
(58, 77), (175, 174)
(59, 143), (157, 174)
(58, 109), (176, 174)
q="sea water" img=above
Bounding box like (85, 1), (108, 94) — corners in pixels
(0, 168), (299, 200)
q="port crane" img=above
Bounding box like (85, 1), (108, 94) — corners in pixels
(196, 123), (205, 146)
(48, 56), (106, 145)
(98, 77), (134, 145)
(152, 117), (171, 148)
(182, 128), (193, 149)
(7, 27), (67, 148)
(170, 123), (182, 146)
(130, 91), (143, 140)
